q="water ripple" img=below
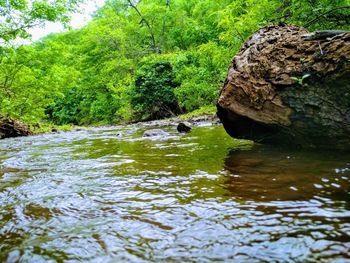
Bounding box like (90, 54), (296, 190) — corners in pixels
(0, 125), (349, 262)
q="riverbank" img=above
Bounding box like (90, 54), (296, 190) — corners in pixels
(31, 105), (219, 135)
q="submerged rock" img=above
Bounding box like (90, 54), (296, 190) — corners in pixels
(177, 122), (192, 133)
(217, 24), (350, 150)
(142, 129), (169, 137)
(0, 116), (32, 139)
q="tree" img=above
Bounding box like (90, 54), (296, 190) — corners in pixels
(126, 0), (159, 53)
(130, 61), (180, 120)
(0, 0), (82, 42)
(1, 0), (348, 126)
(0, 46), (51, 122)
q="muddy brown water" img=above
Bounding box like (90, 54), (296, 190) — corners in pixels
(0, 124), (349, 262)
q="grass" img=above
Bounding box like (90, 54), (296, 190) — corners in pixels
(179, 105), (217, 120)
(31, 123), (84, 134)
(30, 104), (217, 135)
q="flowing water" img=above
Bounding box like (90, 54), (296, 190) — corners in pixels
(0, 124), (349, 262)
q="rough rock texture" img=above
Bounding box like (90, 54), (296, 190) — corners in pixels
(217, 24), (350, 150)
(0, 117), (32, 139)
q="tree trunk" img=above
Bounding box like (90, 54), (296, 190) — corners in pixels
(217, 24), (350, 151)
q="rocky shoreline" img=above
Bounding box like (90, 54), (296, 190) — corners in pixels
(136, 114), (220, 129)
(0, 113), (220, 140)
(0, 117), (32, 139)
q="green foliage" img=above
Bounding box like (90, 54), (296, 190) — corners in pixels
(0, 46), (58, 123)
(290, 73), (311, 86)
(172, 42), (227, 112)
(179, 105), (217, 120)
(1, 0), (349, 126)
(130, 60), (180, 120)
(0, 0), (82, 41)
(217, 0), (350, 50)
(217, 0), (280, 48)
(283, 0), (350, 30)
(46, 87), (83, 125)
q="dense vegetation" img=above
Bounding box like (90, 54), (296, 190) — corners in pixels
(0, 0), (349, 125)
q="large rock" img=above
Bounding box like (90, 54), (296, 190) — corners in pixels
(217, 24), (350, 150)
(0, 117), (32, 139)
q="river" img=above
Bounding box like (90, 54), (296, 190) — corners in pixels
(0, 124), (349, 262)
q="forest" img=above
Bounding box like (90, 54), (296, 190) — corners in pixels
(1, 0), (349, 126)
(1, 1), (350, 262)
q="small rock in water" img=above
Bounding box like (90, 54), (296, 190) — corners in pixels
(177, 122), (191, 133)
(142, 129), (169, 137)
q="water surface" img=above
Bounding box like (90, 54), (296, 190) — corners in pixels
(0, 124), (349, 262)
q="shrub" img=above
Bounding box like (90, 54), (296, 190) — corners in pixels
(129, 61), (181, 121)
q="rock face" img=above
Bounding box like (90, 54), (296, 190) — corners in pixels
(217, 24), (350, 150)
(0, 117), (32, 139)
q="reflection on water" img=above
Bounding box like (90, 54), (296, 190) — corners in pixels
(224, 146), (350, 202)
(0, 124), (349, 262)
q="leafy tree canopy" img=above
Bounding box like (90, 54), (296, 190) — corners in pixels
(0, 0), (349, 125)
(0, 0), (82, 41)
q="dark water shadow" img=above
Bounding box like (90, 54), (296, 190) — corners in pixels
(222, 145), (350, 202)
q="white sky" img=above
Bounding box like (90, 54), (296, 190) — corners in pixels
(29, 0), (105, 41)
